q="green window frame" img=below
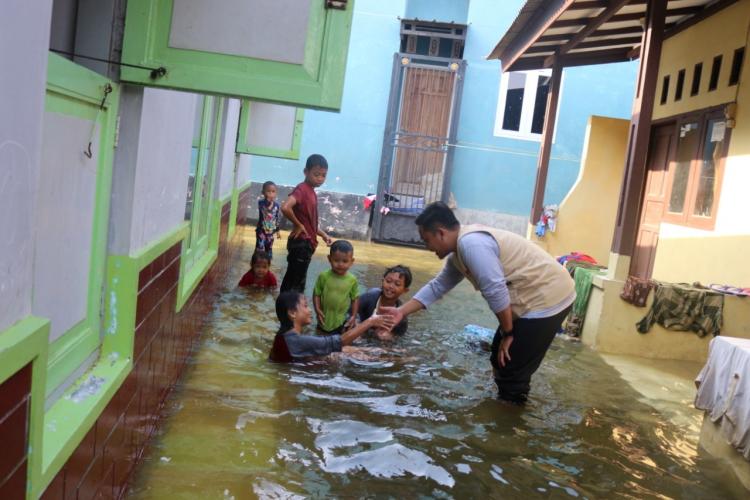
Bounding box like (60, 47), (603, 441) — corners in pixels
(236, 100), (305, 159)
(120, 0), (355, 110)
(41, 53), (120, 397)
(178, 96), (226, 309)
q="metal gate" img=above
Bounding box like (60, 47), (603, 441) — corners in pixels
(372, 54), (465, 246)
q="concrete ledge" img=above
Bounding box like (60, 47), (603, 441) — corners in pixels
(581, 277), (750, 363)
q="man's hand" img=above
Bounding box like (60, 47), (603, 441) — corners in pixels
(315, 308), (325, 325)
(377, 306), (403, 331)
(498, 334), (513, 367)
(323, 234), (333, 246)
(290, 224), (308, 239)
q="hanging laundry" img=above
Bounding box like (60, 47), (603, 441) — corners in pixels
(564, 266), (607, 337)
(363, 193), (376, 210)
(557, 252), (598, 266)
(534, 204), (559, 238)
(636, 282), (724, 337)
(707, 284), (750, 297)
(620, 276), (656, 307)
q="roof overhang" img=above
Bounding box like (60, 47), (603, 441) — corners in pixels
(489, 0), (739, 71)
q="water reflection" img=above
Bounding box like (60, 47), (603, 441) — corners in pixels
(128, 228), (744, 499)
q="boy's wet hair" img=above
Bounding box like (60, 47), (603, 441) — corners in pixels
(415, 202), (459, 232)
(330, 239), (353, 255)
(251, 250), (271, 266)
(276, 291), (303, 334)
(384, 265), (412, 288)
(305, 153), (328, 171)
(261, 181), (276, 193)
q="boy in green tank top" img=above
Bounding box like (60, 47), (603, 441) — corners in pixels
(313, 240), (360, 335)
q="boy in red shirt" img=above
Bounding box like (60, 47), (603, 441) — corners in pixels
(280, 154), (332, 293)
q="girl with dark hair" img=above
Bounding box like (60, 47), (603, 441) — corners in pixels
(270, 291), (393, 363)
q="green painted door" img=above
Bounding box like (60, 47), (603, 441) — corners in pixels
(184, 96), (224, 270)
(120, 0), (355, 111)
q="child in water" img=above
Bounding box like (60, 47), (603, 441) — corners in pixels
(313, 240), (359, 335)
(358, 265), (412, 340)
(256, 181), (281, 259)
(280, 154), (332, 292)
(238, 251), (277, 288)
(269, 291), (393, 363)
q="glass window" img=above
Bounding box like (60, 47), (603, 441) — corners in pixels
(668, 122), (700, 214)
(693, 119), (726, 217)
(663, 109), (729, 230)
(531, 75), (551, 134)
(185, 95), (205, 222)
(494, 69), (558, 141)
(502, 73), (525, 132)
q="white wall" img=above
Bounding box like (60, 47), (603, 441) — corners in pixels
(109, 86), (196, 255)
(0, 0), (54, 331)
(237, 153), (253, 188)
(217, 98), (241, 198)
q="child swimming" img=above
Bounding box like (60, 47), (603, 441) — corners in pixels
(238, 251), (278, 288)
(269, 291), (393, 363)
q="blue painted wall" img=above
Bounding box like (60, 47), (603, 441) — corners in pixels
(248, 0), (638, 218)
(405, 0), (469, 24)
(248, 0), (405, 194)
(449, 0), (637, 215)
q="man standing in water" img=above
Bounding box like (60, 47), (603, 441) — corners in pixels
(385, 202), (575, 404)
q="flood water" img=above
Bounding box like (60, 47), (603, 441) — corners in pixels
(128, 227), (744, 499)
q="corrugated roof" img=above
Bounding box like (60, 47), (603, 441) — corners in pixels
(489, 0), (737, 72)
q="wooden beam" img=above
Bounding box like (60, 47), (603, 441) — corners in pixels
(507, 48), (633, 72)
(611, 0), (668, 258)
(495, 0), (576, 71)
(544, 0), (633, 67)
(550, 6), (703, 28)
(590, 26), (644, 38)
(530, 61), (563, 225)
(528, 37), (641, 56)
(580, 36), (642, 49)
(538, 26), (643, 43)
(560, 48), (633, 66)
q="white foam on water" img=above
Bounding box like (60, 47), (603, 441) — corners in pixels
(321, 443), (455, 487)
(235, 410), (293, 430)
(308, 418), (393, 449)
(289, 373), (383, 393)
(252, 479), (305, 500)
(301, 390), (446, 421)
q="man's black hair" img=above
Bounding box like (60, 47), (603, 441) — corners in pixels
(251, 250), (271, 266)
(415, 202), (459, 232)
(305, 153), (328, 170)
(261, 180), (276, 193)
(384, 265), (412, 288)
(330, 239), (353, 255)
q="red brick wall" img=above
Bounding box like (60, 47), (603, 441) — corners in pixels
(41, 213), (245, 500)
(0, 363), (32, 499)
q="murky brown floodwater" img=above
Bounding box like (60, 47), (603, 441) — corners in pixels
(128, 227), (745, 499)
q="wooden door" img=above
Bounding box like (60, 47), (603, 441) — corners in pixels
(630, 124), (674, 279)
(391, 65), (456, 206)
